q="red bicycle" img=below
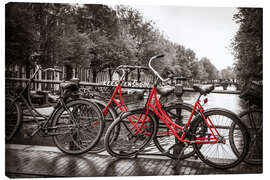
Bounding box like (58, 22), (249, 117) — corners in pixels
(104, 55), (249, 169)
(87, 65), (199, 158)
(85, 65), (150, 153)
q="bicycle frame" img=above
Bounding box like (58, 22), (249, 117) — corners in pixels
(8, 65), (80, 136)
(103, 83), (128, 116)
(101, 78), (148, 133)
(101, 67), (147, 117)
(134, 86), (222, 144)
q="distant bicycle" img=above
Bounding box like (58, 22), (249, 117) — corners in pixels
(5, 59), (104, 155)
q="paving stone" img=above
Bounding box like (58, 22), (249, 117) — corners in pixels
(5, 146), (262, 178)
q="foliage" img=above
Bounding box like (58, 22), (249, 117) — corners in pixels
(199, 57), (219, 80)
(219, 66), (236, 80)
(6, 3), (223, 82)
(231, 8), (262, 81)
(6, 3), (38, 66)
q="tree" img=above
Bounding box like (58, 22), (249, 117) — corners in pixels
(55, 24), (91, 66)
(30, 3), (76, 67)
(219, 66), (236, 80)
(116, 5), (159, 65)
(6, 3), (38, 77)
(171, 45), (198, 78)
(74, 4), (133, 82)
(231, 8), (262, 81)
(199, 57), (218, 80)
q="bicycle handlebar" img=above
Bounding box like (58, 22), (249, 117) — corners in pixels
(33, 62), (62, 73)
(148, 55), (189, 83)
(116, 65), (149, 71)
(42, 68), (63, 73)
(148, 55), (170, 82)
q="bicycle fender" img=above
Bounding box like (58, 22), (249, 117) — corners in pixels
(199, 107), (250, 142)
(190, 107), (243, 128)
(165, 102), (200, 115)
(203, 108), (242, 122)
(51, 98), (102, 122)
(89, 98), (118, 120)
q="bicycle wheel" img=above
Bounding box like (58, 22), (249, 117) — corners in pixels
(6, 96), (22, 141)
(89, 103), (119, 153)
(190, 109), (249, 169)
(153, 103), (199, 159)
(52, 99), (105, 155)
(230, 109), (262, 165)
(104, 108), (158, 158)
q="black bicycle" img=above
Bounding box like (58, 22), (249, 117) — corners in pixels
(230, 81), (262, 165)
(230, 102), (262, 165)
(5, 60), (105, 155)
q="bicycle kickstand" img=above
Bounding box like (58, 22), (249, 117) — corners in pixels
(173, 142), (188, 169)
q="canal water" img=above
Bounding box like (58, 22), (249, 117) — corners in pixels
(182, 86), (246, 114)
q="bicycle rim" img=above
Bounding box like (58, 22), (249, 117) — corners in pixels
(231, 109), (262, 165)
(53, 99), (104, 155)
(191, 109), (249, 169)
(105, 109), (158, 158)
(153, 103), (199, 159)
(6, 97), (22, 141)
(89, 105), (119, 153)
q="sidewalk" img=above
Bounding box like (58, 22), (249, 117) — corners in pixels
(5, 144), (262, 178)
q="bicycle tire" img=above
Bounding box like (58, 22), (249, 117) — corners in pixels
(153, 103), (199, 159)
(89, 103), (120, 153)
(230, 109), (262, 165)
(104, 108), (158, 158)
(6, 96), (22, 141)
(190, 109), (249, 169)
(52, 99), (105, 155)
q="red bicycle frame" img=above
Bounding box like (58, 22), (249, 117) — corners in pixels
(102, 83), (150, 133)
(103, 83), (128, 116)
(98, 64), (221, 144)
(97, 66), (152, 133)
(139, 86), (222, 144)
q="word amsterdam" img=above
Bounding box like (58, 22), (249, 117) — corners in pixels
(102, 81), (151, 88)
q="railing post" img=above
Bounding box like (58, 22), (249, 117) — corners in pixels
(173, 78), (185, 156)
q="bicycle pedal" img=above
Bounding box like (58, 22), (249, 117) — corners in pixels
(193, 154), (198, 160)
(30, 127), (40, 136)
(23, 127), (34, 139)
(23, 125), (40, 138)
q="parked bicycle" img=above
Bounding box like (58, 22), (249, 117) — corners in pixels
(82, 65), (149, 153)
(104, 55), (249, 169)
(5, 59), (105, 155)
(230, 81), (262, 165)
(84, 65), (197, 159)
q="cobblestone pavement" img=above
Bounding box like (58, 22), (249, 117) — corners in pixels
(5, 144), (262, 178)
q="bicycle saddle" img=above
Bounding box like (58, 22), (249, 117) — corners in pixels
(193, 85), (215, 95)
(157, 85), (175, 97)
(60, 81), (79, 92)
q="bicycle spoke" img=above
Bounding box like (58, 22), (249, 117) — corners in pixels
(192, 109), (249, 169)
(53, 100), (104, 154)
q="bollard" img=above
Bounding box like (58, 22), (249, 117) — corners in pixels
(172, 80), (185, 157)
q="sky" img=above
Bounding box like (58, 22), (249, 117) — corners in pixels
(130, 5), (239, 70)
